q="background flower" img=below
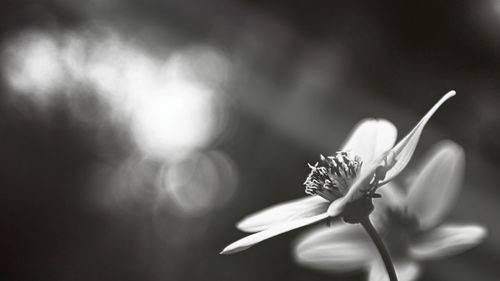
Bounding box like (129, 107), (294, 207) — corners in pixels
(294, 141), (487, 281)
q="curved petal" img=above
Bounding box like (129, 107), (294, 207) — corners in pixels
(327, 166), (376, 217)
(328, 91), (455, 218)
(409, 224), (487, 260)
(341, 119), (397, 174)
(380, 90), (456, 185)
(293, 223), (375, 272)
(368, 259), (420, 281)
(237, 196), (329, 233)
(407, 141), (465, 229)
(220, 213), (328, 255)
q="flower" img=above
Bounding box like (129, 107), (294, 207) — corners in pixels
(220, 91), (456, 255)
(293, 141), (487, 281)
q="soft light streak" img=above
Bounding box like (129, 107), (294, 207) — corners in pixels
(2, 27), (230, 160)
(3, 32), (64, 100)
(1, 26), (238, 214)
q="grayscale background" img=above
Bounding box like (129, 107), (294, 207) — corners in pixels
(0, 1), (498, 280)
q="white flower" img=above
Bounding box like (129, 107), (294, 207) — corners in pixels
(220, 91), (456, 255)
(293, 141), (487, 281)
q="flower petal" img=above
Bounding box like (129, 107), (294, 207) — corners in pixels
(327, 167), (375, 217)
(368, 259), (420, 281)
(407, 141), (465, 229)
(329, 91), (455, 218)
(220, 213), (328, 255)
(380, 90), (456, 185)
(293, 223), (375, 272)
(341, 119), (397, 173)
(409, 224), (487, 260)
(237, 196), (329, 233)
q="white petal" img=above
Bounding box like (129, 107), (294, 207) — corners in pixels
(237, 196), (329, 232)
(341, 119), (397, 173)
(327, 158), (404, 218)
(328, 91), (455, 218)
(220, 213), (328, 255)
(409, 224), (487, 260)
(293, 223), (375, 272)
(368, 259), (420, 281)
(327, 166), (375, 217)
(380, 90), (456, 185)
(327, 195), (349, 217)
(407, 141), (465, 229)
(326, 193), (350, 217)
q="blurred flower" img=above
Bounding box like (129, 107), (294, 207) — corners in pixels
(220, 91), (456, 254)
(294, 141), (487, 281)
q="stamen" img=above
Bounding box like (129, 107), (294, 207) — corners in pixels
(303, 151), (362, 201)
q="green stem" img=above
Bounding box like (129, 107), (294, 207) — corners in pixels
(360, 216), (398, 281)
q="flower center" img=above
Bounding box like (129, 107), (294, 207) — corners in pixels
(303, 151), (362, 201)
(379, 208), (420, 259)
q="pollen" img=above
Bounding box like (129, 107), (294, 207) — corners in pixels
(304, 151), (362, 201)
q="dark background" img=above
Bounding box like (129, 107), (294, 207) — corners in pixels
(0, 0), (499, 280)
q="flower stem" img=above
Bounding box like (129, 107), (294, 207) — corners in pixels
(360, 217), (398, 281)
